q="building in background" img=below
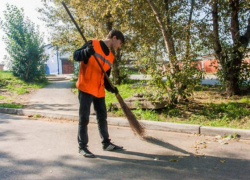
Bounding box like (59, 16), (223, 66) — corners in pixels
(0, 64), (4, 71)
(44, 44), (74, 75)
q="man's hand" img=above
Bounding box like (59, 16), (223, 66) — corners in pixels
(86, 45), (95, 56)
(112, 87), (119, 94)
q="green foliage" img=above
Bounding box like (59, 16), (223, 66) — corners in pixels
(137, 47), (203, 104)
(134, 1), (204, 104)
(72, 62), (80, 82)
(238, 62), (250, 88)
(216, 52), (250, 91)
(0, 4), (47, 82)
(166, 108), (182, 117)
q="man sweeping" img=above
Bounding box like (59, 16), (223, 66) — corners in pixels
(73, 29), (125, 158)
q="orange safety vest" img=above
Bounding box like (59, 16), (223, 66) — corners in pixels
(76, 39), (114, 98)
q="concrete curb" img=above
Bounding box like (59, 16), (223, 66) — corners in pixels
(1, 107), (250, 140)
(140, 120), (200, 134)
(200, 126), (250, 139)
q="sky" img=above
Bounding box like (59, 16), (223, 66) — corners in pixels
(0, 0), (51, 63)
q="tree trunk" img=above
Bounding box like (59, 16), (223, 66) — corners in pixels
(25, 59), (31, 81)
(105, 15), (122, 85)
(212, 0), (250, 96)
(147, 0), (178, 73)
(180, 0), (195, 101)
(105, 12), (113, 32)
(225, 75), (240, 96)
(185, 0), (195, 60)
(112, 49), (122, 85)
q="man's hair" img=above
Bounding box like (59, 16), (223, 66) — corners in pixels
(106, 29), (125, 44)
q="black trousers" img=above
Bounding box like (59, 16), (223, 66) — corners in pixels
(78, 90), (110, 149)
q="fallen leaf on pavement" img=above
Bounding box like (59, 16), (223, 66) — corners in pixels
(170, 159), (178, 162)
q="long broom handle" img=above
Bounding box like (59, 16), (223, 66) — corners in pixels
(62, 1), (115, 90)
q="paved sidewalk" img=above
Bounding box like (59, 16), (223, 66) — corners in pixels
(25, 79), (79, 115)
(1, 113), (250, 180)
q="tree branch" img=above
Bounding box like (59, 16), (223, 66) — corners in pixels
(240, 17), (250, 47)
(147, 0), (169, 53)
(212, 0), (222, 55)
(230, 0), (240, 44)
(185, 0), (195, 59)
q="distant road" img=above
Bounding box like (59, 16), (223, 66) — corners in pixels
(129, 74), (220, 85)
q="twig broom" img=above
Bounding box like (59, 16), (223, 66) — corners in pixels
(62, 2), (145, 136)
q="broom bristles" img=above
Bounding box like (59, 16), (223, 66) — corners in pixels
(116, 93), (145, 136)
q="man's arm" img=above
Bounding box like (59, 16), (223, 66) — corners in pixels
(73, 40), (94, 64)
(104, 69), (119, 94)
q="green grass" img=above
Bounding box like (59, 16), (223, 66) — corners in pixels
(0, 103), (23, 108)
(0, 71), (48, 108)
(239, 97), (250, 104)
(132, 109), (165, 121)
(34, 114), (41, 118)
(0, 71), (47, 95)
(105, 81), (144, 108)
(126, 70), (141, 75)
(0, 95), (6, 100)
(161, 100), (250, 129)
(169, 115), (250, 129)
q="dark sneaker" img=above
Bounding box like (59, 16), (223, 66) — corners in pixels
(103, 142), (123, 151)
(79, 147), (96, 158)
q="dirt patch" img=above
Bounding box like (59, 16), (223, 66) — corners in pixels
(0, 88), (37, 107)
(26, 115), (78, 124)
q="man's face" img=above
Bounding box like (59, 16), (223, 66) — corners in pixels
(111, 36), (122, 51)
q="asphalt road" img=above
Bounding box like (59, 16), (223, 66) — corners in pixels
(1, 113), (250, 180)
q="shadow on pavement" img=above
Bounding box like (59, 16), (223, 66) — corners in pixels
(25, 103), (78, 112)
(0, 114), (26, 141)
(0, 113), (25, 125)
(44, 81), (73, 89)
(1, 150), (249, 180)
(143, 136), (192, 155)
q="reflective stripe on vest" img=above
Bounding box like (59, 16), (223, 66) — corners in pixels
(95, 52), (112, 67)
(76, 39), (114, 98)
